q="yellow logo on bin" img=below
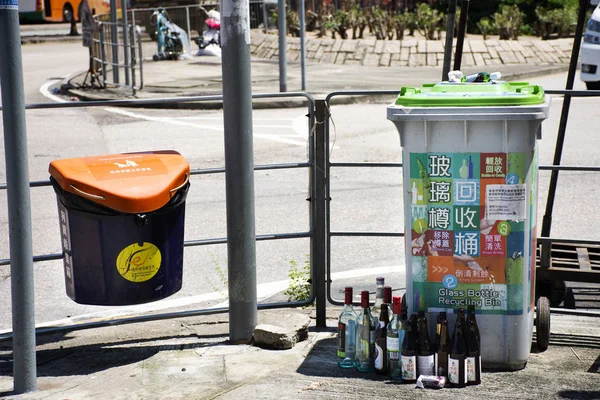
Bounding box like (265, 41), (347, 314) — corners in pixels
(116, 242), (161, 282)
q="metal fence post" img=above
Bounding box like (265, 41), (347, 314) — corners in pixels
(442, 0), (456, 81)
(110, 0), (119, 83)
(121, 1), (130, 86)
(299, 0), (306, 90)
(137, 27), (144, 90)
(100, 26), (107, 88)
(186, 6), (192, 49)
(0, 6), (37, 394)
(130, 25), (137, 95)
(221, 0), (258, 344)
(313, 100), (328, 328)
(453, 0), (469, 71)
(277, 0), (287, 92)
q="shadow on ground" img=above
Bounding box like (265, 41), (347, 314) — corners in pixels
(0, 332), (227, 378)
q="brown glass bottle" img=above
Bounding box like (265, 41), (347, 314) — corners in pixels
(401, 314), (418, 383)
(375, 286), (392, 374)
(448, 308), (467, 387)
(416, 311), (435, 377)
(466, 305), (482, 385)
(435, 317), (451, 378)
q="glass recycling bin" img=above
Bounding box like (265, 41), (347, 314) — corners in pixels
(387, 81), (550, 370)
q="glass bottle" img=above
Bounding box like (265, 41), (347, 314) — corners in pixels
(337, 287), (359, 368)
(356, 290), (377, 373)
(449, 308), (468, 387)
(371, 276), (385, 322)
(401, 314), (418, 383)
(387, 295), (404, 380)
(434, 311), (446, 353)
(417, 311), (435, 377)
(375, 286), (392, 375)
(467, 305), (482, 385)
(435, 315), (451, 378)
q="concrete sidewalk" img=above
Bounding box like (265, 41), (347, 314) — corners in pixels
(0, 306), (599, 399)
(64, 54), (569, 109)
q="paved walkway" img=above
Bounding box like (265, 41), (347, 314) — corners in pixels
(249, 31), (575, 68)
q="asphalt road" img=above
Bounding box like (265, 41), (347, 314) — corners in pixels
(0, 41), (597, 331)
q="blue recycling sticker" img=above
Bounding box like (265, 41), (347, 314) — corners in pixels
(0, 0), (18, 10)
(505, 173), (519, 185)
(442, 274), (458, 289)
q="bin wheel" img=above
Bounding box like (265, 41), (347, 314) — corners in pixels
(536, 296), (551, 352)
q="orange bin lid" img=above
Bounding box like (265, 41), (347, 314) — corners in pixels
(49, 151), (190, 214)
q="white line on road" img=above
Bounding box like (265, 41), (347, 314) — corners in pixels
(104, 107), (309, 146)
(6, 264), (402, 332)
(39, 79), (67, 103)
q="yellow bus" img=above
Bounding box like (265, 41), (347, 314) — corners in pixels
(19, 0), (115, 23)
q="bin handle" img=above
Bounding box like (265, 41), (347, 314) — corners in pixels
(169, 173), (189, 197)
(69, 185), (106, 201)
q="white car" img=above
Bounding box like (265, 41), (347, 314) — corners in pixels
(581, 3), (600, 89)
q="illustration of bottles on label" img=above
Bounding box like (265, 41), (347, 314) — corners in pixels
(459, 159), (469, 179)
(411, 181), (423, 204)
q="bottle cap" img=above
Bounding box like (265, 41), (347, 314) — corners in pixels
(384, 286), (392, 304)
(360, 290), (370, 308)
(376, 277), (385, 285)
(344, 287), (353, 305)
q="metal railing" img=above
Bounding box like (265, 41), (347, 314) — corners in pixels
(92, 21), (144, 93)
(0, 92), (318, 339)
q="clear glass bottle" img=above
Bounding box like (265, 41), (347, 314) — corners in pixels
(401, 314), (418, 383)
(417, 311), (435, 377)
(371, 276), (385, 322)
(337, 287), (359, 368)
(356, 290), (377, 373)
(375, 286), (392, 375)
(467, 305), (482, 385)
(387, 295), (404, 380)
(449, 308), (468, 387)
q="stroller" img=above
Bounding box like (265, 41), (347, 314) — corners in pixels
(152, 9), (184, 61)
(194, 10), (221, 50)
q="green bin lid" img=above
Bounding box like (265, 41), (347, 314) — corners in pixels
(394, 81), (545, 107)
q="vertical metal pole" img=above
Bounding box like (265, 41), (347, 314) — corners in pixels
(121, 0), (130, 86)
(541, 0), (588, 238)
(313, 100), (327, 328)
(100, 26), (108, 88)
(277, 0), (287, 92)
(442, 0), (456, 81)
(137, 27), (144, 90)
(110, 0), (119, 83)
(299, 0), (306, 90)
(130, 25), (137, 94)
(262, 0), (269, 32)
(221, 0), (257, 344)
(0, 7), (37, 394)
(185, 6), (192, 49)
(452, 0), (469, 71)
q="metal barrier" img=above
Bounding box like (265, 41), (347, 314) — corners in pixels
(0, 92), (320, 338)
(92, 21), (143, 93)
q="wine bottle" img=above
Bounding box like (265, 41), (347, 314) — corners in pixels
(434, 311), (446, 353)
(467, 305), (482, 385)
(372, 276), (385, 322)
(375, 286), (392, 375)
(401, 314), (418, 383)
(356, 290), (377, 373)
(449, 308), (468, 387)
(337, 287), (359, 368)
(387, 295), (404, 380)
(417, 311), (435, 377)
(435, 314), (451, 378)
